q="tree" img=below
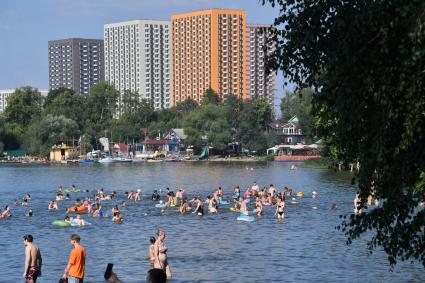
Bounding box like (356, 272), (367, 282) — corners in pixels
(262, 0), (425, 266)
(237, 97), (273, 154)
(0, 115), (5, 153)
(174, 98), (198, 118)
(4, 87), (43, 128)
(43, 88), (86, 129)
(183, 104), (230, 151)
(23, 115), (80, 156)
(86, 82), (119, 126)
(201, 87), (220, 105)
(224, 94), (243, 130)
(280, 88), (315, 137)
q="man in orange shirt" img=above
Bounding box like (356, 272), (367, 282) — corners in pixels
(62, 234), (86, 283)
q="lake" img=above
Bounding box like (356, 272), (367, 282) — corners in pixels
(0, 162), (423, 282)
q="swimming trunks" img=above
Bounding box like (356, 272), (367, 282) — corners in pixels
(26, 266), (39, 283)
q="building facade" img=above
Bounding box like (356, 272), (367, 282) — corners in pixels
(0, 88), (48, 112)
(246, 24), (276, 111)
(48, 38), (104, 95)
(172, 9), (247, 105)
(104, 20), (172, 110)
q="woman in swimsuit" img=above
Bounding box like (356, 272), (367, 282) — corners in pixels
(153, 229), (172, 279)
(254, 198), (263, 216)
(275, 198), (285, 219)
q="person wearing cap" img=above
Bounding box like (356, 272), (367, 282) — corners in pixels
(23, 234), (42, 283)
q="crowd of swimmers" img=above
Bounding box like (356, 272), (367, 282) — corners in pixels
(2, 181), (424, 225)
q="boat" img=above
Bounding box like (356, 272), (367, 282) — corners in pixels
(79, 159), (95, 164)
(112, 157), (133, 163)
(147, 159), (163, 163)
(98, 157), (114, 163)
(99, 157), (133, 163)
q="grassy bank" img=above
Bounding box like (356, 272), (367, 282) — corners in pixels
(302, 158), (332, 169)
(254, 155), (275, 162)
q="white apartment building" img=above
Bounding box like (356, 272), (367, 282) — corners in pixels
(104, 20), (172, 111)
(246, 24), (276, 111)
(0, 88), (48, 112)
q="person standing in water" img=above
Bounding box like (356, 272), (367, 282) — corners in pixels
(275, 198), (285, 220)
(62, 234), (86, 283)
(23, 234), (42, 283)
(153, 229), (172, 279)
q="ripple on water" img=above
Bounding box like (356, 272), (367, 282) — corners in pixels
(0, 163), (423, 282)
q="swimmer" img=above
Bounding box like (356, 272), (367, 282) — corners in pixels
(254, 197), (263, 216)
(354, 193), (362, 215)
(331, 203), (338, 210)
(93, 205), (103, 218)
(207, 196), (218, 213)
(0, 205), (11, 219)
(148, 236), (156, 267)
(112, 211), (123, 223)
(312, 191), (318, 199)
(153, 229), (172, 279)
(26, 209), (33, 217)
(179, 199), (190, 214)
(151, 190), (160, 201)
(74, 214), (85, 225)
(52, 200), (58, 209)
(275, 198), (285, 219)
(238, 197), (248, 216)
(291, 197), (297, 204)
(193, 197), (204, 216)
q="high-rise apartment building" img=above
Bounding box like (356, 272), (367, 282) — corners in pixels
(48, 38), (104, 95)
(0, 88), (48, 112)
(246, 24), (276, 111)
(104, 20), (172, 110)
(172, 9), (247, 105)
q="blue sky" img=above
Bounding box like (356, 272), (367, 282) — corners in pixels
(0, 0), (285, 111)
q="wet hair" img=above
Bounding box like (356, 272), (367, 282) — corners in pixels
(156, 229), (165, 237)
(150, 236), (156, 244)
(146, 268), (166, 283)
(71, 234), (81, 243)
(23, 234), (33, 242)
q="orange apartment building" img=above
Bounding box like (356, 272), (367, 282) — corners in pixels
(171, 9), (247, 105)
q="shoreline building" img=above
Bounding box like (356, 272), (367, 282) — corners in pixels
(246, 24), (276, 111)
(104, 20), (172, 111)
(172, 9), (247, 105)
(48, 38), (104, 95)
(0, 88), (48, 112)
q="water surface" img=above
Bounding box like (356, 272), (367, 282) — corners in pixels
(0, 162), (422, 282)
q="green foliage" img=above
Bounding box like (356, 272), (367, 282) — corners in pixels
(43, 88), (86, 129)
(24, 114), (80, 156)
(86, 81), (118, 127)
(262, 0), (425, 266)
(174, 98), (198, 117)
(0, 115), (5, 153)
(4, 87), (43, 128)
(110, 118), (143, 143)
(237, 97), (272, 154)
(281, 88), (315, 137)
(183, 103), (230, 151)
(201, 87), (220, 105)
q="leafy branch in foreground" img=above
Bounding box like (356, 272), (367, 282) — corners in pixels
(262, 0), (425, 266)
